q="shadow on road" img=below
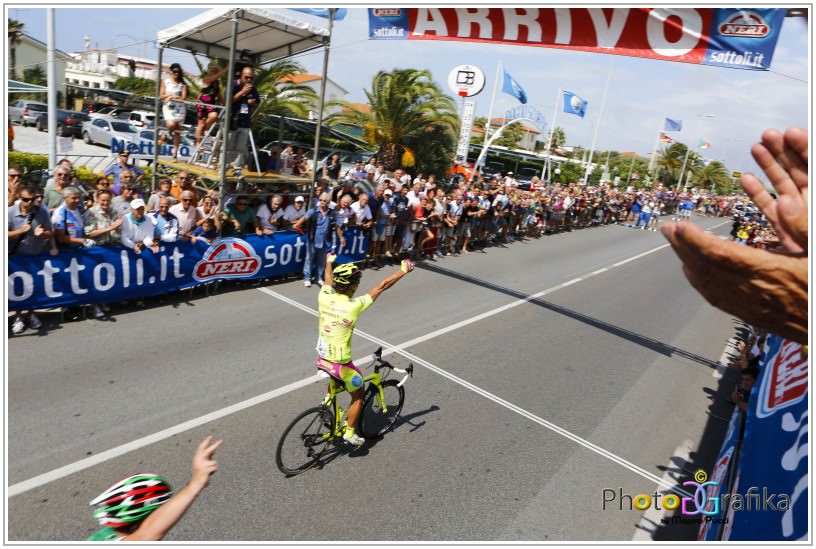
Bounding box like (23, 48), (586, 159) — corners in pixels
(417, 262), (722, 371)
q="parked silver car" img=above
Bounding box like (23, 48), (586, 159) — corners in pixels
(8, 100), (48, 126)
(82, 118), (139, 148)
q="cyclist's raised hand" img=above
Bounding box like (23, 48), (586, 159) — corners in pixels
(327, 252), (337, 264)
(400, 259), (414, 274)
(191, 435), (223, 490)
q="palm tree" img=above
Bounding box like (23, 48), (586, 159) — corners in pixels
(692, 160), (732, 194)
(549, 126), (566, 152)
(325, 68), (459, 171)
(8, 19), (25, 80)
(253, 59), (319, 120)
(655, 143), (688, 185)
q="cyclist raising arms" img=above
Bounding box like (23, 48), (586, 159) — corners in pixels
(316, 254), (414, 446)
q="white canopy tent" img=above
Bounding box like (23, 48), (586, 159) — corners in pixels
(156, 8), (329, 66)
(153, 8), (332, 193)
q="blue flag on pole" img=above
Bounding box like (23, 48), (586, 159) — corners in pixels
(562, 91), (587, 118)
(289, 8), (348, 21)
(502, 69), (528, 104)
(664, 117), (683, 131)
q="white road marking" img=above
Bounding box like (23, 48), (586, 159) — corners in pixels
(632, 439), (696, 540)
(8, 376), (320, 497)
(10, 230), (716, 497)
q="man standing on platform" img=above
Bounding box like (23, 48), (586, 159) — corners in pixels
(105, 151), (145, 194)
(228, 66), (259, 178)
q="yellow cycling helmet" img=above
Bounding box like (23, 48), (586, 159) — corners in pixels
(333, 262), (362, 286)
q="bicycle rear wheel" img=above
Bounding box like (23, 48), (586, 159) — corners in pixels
(276, 406), (335, 475)
(359, 380), (405, 438)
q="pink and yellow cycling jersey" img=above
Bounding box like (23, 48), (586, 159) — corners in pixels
(316, 285), (373, 363)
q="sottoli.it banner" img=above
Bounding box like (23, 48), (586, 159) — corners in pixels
(369, 8), (786, 70)
(721, 335), (808, 541)
(8, 229), (368, 311)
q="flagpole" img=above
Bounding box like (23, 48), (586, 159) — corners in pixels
(545, 87), (561, 183)
(474, 60), (502, 177)
(648, 121), (664, 178)
(584, 60), (613, 184)
(676, 144), (691, 190)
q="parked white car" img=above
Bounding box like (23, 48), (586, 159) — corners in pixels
(82, 118), (140, 148)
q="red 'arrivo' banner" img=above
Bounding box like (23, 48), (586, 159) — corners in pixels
(406, 8), (714, 64)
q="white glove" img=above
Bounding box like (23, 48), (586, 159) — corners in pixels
(83, 238), (96, 248)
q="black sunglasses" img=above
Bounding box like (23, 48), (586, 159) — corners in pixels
(20, 196), (34, 202)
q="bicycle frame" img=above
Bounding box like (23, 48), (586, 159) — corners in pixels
(319, 353), (413, 439)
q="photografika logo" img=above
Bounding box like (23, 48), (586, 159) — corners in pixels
(680, 470), (719, 516)
(602, 469), (791, 523)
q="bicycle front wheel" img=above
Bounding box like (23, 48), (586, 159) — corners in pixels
(359, 379), (405, 438)
(276, 406), (335, 476)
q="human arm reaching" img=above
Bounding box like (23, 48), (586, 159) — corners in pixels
(661, 126), (808, 344)
(124, 436), (223, 542)
(367, 259), (414, 302)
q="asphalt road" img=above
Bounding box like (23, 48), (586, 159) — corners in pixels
(7, 216), (740, 542)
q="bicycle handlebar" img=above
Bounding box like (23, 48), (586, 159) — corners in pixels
(370, 346), (414, 382)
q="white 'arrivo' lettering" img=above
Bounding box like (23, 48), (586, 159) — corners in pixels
(553, 8), (572, 44)
(413, 8), (449, 36)
(65, 257), (89, 295)
(502, 8), (541, 41)
(646, 8), (703, 57)
(588, 8), (630, 48)
(8, 271), (34, 301)
(37, 260), (63, 298)
(93, 262), (115, 291)
(458, 8), (492, 39)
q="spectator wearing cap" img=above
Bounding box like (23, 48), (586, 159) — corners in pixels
(105, 151), (145, 194)
(121, 198), (159, 254)
(169, 190), (203, 237)
(111, 176), (138, 218)
(283, 195), (307, 227)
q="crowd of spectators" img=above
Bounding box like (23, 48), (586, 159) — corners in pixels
(8, 153), (767, 330)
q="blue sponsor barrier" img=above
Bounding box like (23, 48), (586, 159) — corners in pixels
(8, 228), (368, 310)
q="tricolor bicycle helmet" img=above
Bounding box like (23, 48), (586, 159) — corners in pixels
(332, 262), (362, 287)
(89, 474), (173, 527)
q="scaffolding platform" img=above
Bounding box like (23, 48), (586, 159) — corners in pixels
(154, 157), (312, 195)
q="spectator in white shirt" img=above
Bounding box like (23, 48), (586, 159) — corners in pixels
(121, 199), (159, 254)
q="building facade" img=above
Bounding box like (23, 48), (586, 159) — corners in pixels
(9, 32), (68, 98)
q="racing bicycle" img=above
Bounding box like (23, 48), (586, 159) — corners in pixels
(276, 347), (413, 476)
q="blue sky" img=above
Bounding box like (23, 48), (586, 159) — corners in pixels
(9, 6), (809, 175)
